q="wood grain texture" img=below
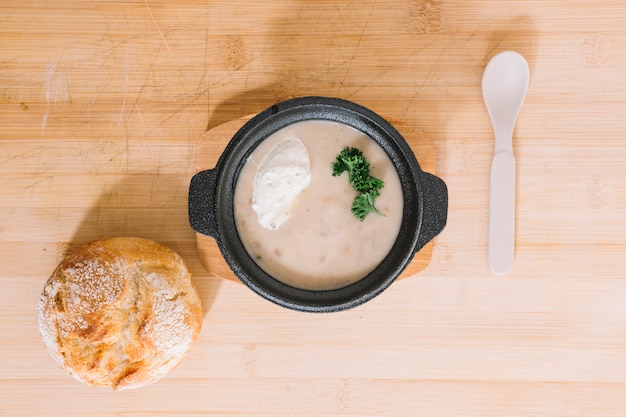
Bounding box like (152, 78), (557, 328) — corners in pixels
(3, 0), (626, 416)
(195, 114), (436, 283)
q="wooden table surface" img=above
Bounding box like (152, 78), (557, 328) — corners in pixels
(3, 1), (626, 416)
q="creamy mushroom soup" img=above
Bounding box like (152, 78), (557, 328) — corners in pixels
(233, 120), (403, 290)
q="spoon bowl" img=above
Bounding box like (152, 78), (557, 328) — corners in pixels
(483, 51), (530, 153)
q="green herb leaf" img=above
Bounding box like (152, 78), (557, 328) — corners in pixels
(351, 190), (382, 221)
(332, 147), (385, 221)
(358, 176), (384, 193)
(332, 147), (368, 181)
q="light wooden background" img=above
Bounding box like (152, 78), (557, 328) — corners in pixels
(2, 1), (626, 416)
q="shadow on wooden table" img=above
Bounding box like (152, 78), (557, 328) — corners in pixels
(207, 84), (286, 131)
(67, 174), (220, 317)
(481, 15), (538, 73)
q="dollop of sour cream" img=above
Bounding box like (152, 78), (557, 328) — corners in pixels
(251, 137), (311, 230)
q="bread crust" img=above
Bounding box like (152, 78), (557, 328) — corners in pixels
(38, 237), (203, 390)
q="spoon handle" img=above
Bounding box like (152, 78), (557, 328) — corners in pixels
(488, 151), (515, 275)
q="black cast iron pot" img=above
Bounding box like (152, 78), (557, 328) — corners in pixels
(189, 96), (448, 312)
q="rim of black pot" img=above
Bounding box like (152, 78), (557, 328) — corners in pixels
(214, 96), (424, 312)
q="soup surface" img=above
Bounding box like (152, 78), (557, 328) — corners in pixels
(233, 120), (403, 290)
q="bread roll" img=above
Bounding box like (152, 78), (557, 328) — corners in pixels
(37, 237), (203, 390)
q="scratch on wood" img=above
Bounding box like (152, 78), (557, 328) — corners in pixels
(134, 102), (147, 134)
(342, 3), (374, 85)
(42, 60), (57, 131)
(118, 53), (130, 125)
(144, 0), (172, 54)
(400, 53), (444, 119)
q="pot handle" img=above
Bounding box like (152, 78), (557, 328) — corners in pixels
(188, 169), (220, 238)
(415, 171), (448, 252)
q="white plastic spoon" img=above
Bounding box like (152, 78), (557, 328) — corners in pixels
(482, 51), (529, 275)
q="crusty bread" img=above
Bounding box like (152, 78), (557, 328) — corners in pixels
(37, 237), (203, 390)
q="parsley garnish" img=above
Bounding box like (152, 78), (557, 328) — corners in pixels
(332, 147), (385, 221)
